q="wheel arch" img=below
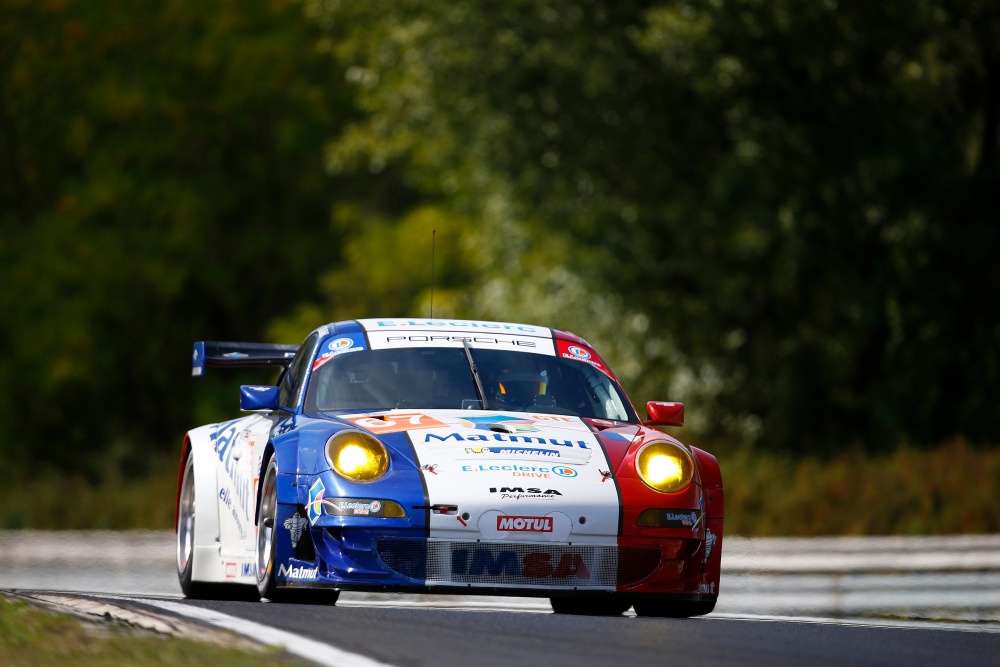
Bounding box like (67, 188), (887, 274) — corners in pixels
(180, 424), (225, 582)
(253, 437), (300, 525)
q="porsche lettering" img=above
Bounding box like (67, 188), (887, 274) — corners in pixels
(386, 335), (535, 347)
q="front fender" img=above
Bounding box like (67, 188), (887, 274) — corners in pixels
(180, 424), (225, 582)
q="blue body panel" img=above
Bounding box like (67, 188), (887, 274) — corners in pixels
(271, 420), (430, 586)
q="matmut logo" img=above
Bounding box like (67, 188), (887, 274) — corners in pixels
(497, 515), (553, 532)
(279, 563), (318, 580)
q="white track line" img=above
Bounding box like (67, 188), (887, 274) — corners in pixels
(710, 612), (1000, 634)
(130, 597), (396, 667)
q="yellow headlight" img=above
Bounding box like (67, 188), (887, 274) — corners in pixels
(636, 441), (693, 493)
(326, 431), (389, 483)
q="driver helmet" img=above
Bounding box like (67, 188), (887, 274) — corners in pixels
(495, 369), (548, 410)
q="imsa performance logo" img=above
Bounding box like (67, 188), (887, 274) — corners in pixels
(489, 486), (561, 500)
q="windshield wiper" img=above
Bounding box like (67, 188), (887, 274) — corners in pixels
(462, 341), (489, 410)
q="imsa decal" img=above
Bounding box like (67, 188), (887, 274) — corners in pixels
(450, 547), (591, 580)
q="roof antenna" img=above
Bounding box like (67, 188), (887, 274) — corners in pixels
(429, 229), (436, 318)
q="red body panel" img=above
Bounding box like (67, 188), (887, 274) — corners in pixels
(604, 425), (724, 596)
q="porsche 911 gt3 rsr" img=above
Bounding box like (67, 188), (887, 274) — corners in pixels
(175, 318), (723, 616)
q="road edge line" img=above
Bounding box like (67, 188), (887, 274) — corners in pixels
(124, 597), (396, 667)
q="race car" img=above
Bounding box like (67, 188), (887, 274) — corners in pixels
(175, 318), (723, 616)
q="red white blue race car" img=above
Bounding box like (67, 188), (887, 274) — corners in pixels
(175, 318), (723, 616)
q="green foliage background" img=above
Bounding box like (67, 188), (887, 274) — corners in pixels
(0, 0), (997, 531)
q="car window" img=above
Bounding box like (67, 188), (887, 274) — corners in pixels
(304, 346), (638, 422)
(279, 332), (320, 410)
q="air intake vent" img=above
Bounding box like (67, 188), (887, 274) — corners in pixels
(375, 539), (662, 588)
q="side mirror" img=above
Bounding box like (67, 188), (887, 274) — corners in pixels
(240, 385), (280, 411)
(644, 401), (684, 427)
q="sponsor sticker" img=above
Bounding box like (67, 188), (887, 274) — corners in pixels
(378, 334), (539, 349)
(226, 561), (253, 578)
(307, 479), (326, 525)
(323, 498), (386, 517)
(278, 563), (319, 580)
(660, 509), (703, 529)
(465, 446), (561, 458)
(313, 334), (367, 369)
(329, 337), (354, 350)
(459, 463), (580, 478)
(496, 515), (554, 532)
(704, 528), (717, 563)
(556, 340), (609, 374)
(284, 512), (308, 547)
(424, 432), (591, 450)
(478, 510), (572, 540)
(488, 486), (562, 499)
(450, 546), (590, 580)
(367, 319), (543, 334)
(360, 321), (557, 354)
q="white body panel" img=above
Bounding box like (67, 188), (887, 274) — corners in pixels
(343, 410), (621, 548)
(188, 415), (276, 586)
(360, 318), (556, 356)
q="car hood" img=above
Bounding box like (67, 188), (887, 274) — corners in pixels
(339, 409), (633, 542)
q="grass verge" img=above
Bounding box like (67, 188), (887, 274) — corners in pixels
(715, 438), (1000, 535)
(0, 595), (308, 667)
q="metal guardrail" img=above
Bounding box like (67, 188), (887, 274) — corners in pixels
(722, 535), (1000, 572)
(1, 531), (998, 622)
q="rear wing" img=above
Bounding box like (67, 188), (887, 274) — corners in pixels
(192, 341), (299, 377)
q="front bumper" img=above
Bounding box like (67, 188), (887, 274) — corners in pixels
(275, 502), (714, 597)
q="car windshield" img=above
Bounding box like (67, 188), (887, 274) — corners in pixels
(304, 346), (638, 422)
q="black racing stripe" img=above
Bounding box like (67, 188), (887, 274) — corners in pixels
(587, 424), (625, 536)
(402, 429), (432, 538)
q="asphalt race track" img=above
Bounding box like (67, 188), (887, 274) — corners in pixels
(3, 531), (1000, 667)
(79, 595), (1000, 667)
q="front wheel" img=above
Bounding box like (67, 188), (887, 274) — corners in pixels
(256, 457), (281, 600)
(255, 457), (339, 605)
(632, 599), (716, 618)
(550, 597), (632, 616)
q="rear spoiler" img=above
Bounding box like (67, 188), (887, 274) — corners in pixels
(192, 341), (299, 377)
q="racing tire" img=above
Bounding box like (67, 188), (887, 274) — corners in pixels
(177, 452), (260, 601)
(632, 599), (716, 618)
(255, 456), (340, 605)
(550, 597), (632, 616)
(256, 456), (282, 600)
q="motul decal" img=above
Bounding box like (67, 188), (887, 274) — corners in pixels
(496, 515), (553, 532)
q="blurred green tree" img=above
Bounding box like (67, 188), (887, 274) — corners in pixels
(0, 0), (365, 473)
(311, 0), (1000, 451)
